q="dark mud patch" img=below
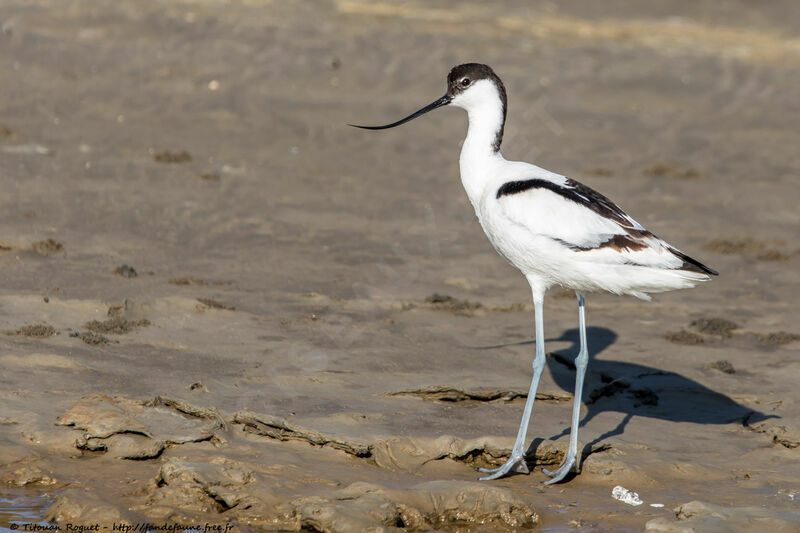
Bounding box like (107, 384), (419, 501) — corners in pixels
(424, 293), (483, 315)
(707, 360), (736, 374)
(84, 317), (151, 334)
(70, 331), (112, 345)
(759, 331), (800, 346)
(387, 385), (571, 403)
(0, 241), (12, 251)
(8, 324), (57, 338)
(153, 150), (191, 163)
(197, 298), (235, 311)
(31, 239), (63, 256)
(690, 317), (740, 337)
(671, 318), (796, 348)
(405, 294), (527, 316)
(644, 163), (705, 179)
(169, 277), (229, 287)
(664, 330), (705, 345)
(113, 264), (138, 278)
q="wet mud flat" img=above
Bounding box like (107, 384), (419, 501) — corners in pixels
(1, 0), (800, 531)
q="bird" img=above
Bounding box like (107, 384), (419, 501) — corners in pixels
(351, 63), (717, 484)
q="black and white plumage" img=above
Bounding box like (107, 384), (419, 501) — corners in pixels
(353, 63), (716, 484)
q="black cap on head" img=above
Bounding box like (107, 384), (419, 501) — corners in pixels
(447, 63), (507, 152)
(447, 63), (506, 103)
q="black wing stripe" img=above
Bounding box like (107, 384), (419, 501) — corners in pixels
(496, 178), (635, 228)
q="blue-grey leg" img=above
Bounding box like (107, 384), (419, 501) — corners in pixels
(542, 291), (589, 484)
(478, 289), (546, 480)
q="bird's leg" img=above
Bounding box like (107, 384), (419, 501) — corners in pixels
(543, 291), (589, 484)
(478, 292), (546, 480)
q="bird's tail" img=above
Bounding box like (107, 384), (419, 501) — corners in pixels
(668, 246), (718, 276)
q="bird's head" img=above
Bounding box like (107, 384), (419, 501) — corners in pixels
(350, 63), (507, 130)
(446, 63), (507, 114)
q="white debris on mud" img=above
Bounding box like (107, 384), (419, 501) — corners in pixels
(612, 485), (644, 506)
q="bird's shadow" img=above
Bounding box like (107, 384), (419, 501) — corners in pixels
(480, 326), (778, 469)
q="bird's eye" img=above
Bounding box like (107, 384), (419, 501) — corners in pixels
(460, 77), (471, 87)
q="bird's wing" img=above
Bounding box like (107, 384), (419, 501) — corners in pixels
(494, 176), (710, 272)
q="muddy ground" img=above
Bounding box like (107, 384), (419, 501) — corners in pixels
(1, 1), (799, 531)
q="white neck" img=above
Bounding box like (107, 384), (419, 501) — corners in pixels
(455, 86), (506, 205)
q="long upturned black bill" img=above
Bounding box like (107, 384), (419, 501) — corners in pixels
(350, 94), (452, 130)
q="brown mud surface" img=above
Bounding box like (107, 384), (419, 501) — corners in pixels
(1, 1), (799, 531)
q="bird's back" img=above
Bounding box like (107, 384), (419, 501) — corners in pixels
(469, 160), (716, 299)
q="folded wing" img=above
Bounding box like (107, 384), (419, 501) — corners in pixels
(495, 177), (717, 275)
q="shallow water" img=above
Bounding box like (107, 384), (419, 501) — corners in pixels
(0, 488), (54, 532)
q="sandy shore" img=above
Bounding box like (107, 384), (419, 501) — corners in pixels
(1, 1), (799, 531)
